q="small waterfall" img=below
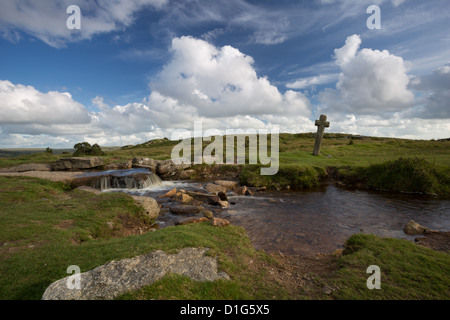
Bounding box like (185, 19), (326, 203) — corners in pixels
(76, 169), (163, 190)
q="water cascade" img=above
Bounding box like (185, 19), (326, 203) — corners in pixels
(74, 168), (162, 190)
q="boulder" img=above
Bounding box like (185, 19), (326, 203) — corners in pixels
(205, 183), (228, 194)
(217, 191), (228, 201)
(186, 191), (221, 205)
(0, 163), (52, 172)
(132, 158), (158, 172)
(236, 185), (252, 196)
(211, 217), (230, 227)
(132, 157), (192, 179)
(41, 248), (229, 300)
(174, 192), (193, 204)
(104, 161), (132, 170)
(51, 157), (104, 171)
(175, 217), (210, 226)
(202, 210), (214, 219)
(131, 196), (160, 219)
(214, 180), (239, 189)
(159, 188), (177, 198)
(217, 200), (229, 208)
(403, 220), (436, 235)
(156, 159), (191, 178)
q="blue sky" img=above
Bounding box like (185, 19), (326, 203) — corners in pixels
(0, 0), (449, 148)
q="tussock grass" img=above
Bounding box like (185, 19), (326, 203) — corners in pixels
(331, 234), (450, 300)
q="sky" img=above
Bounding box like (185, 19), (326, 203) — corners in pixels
(0, 0), (449, 148)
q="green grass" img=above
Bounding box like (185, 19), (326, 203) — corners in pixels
(0, 176), (293, 300)
(335, 157), (450, 196)
(331, 234), (450, 300)
(240, 164), (326, 189)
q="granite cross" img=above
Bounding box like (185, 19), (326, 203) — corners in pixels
(312, 114), (330, 156)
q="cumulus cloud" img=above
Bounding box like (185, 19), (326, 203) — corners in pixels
(87, 36), (314, 143)
(319, 34), (415, 115)
(0, 80), (90, 127)
(0, 0), (167, 47)
(151, 36), (311, 118)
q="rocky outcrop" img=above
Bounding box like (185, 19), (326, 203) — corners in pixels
(404, 220), (437, 235)
(132, 158), (191, 179)
(51, 157), (104, 171)
(104, 161), (132, 170)
(41, 248), (229, 300)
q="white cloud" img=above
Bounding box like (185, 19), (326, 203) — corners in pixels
(151, 36), (311, 118)
(320, 34), (415, 115)
(409, 64), (450, 118)
(286, 74), (339, 89)
(0, 80), (90, 126)
(327, 113), (450, 140)
(0, 0), (168, 47)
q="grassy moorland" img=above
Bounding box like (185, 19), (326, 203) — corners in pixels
(2, 133), (449, 196)
(0, 134), (449, 300)
(106, 133), (450, 195)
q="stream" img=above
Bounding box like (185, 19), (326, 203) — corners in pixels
(104, 178), (450, 256)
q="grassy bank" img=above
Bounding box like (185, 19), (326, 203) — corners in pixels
(331, 234), (450, 300)
(336, 157), (450, 196)
(239, 164), (326, 190)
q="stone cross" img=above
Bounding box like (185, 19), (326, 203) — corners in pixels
(312, 114), (330, 156)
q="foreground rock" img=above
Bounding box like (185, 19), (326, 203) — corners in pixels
(51, 157), (104, 171)
(404, 220), (437, 235)
(42, 248), (229, 300)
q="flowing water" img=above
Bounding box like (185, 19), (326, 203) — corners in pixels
(75, 168), (162, 190)
(101, 174), (450, 256)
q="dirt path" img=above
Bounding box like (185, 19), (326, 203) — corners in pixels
(0, 171), (84, 182)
